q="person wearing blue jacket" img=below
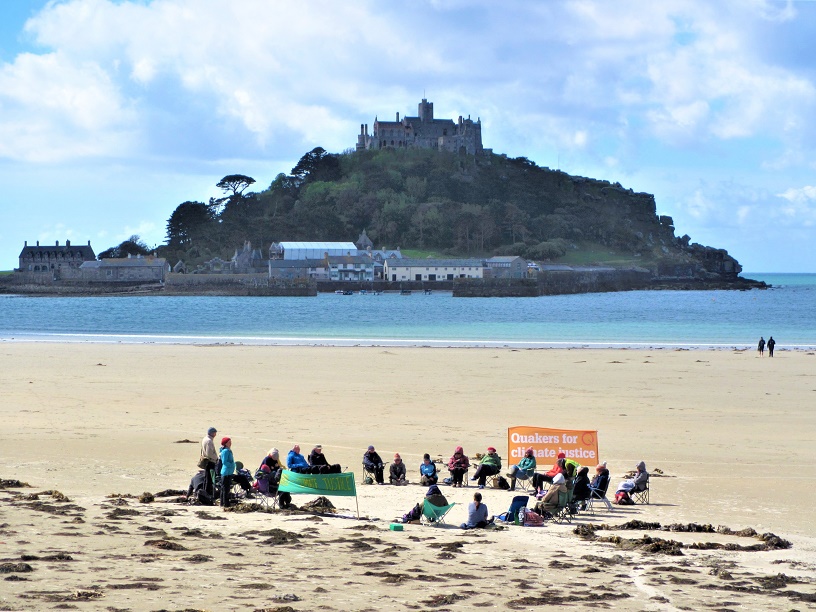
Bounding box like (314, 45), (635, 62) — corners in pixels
(219, 437), (235, 508)
(419, 453), (438, 485)
(287, 445), (311, 473)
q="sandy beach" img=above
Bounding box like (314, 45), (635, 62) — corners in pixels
(1, 343), (814, 610)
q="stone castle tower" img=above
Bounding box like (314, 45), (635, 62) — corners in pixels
(356, 98), (484, 156)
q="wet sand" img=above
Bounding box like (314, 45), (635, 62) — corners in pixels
(1, 343), (814, 610)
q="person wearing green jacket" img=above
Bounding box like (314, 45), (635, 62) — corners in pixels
(471, 446), (502, 489)
(506, 447), (537, 491)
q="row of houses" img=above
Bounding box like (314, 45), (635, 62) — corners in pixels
(269, 253), (529, 282)
(16, 238), (529, 285)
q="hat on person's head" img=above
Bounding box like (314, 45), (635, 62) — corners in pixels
(487, 446), (496, 453)
(454, 446), (463, 454)
(525, 446), (534, 456)
(235, 461), (243, 471)
(394, 453), (401, 460)
(315, 444), (322, 450)
(426, 484), (441, 497)
(557, 452), (566, 459)
(221, 436), (231, 446)
(260, 464), (271, 473)
(207, 427), (217, 435)
(553, 473), (565, 485)
(595, 463), (604, 472)
(367, 445), (375, 451)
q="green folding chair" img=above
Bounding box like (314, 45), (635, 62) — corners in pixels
(420, 501), (455, 527)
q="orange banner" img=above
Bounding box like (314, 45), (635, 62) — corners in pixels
(507, 426), (598, 466)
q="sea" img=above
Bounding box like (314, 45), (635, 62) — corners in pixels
(0, 273), (813, 349)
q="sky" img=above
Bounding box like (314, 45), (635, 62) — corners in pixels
(1, 0), (814, 273)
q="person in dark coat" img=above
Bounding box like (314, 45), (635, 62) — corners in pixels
(757, 337), (765, 356)
(363, 445), (385, 484)
(573, 466), (591, 508)
(767, 336), (776, 357)
(308, 444), (341, 474)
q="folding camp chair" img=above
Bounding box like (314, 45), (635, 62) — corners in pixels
(497, 495), (529, 523)
(587, 481), (614, 513)
(514, 469), (536, 493)
(546, 491), (571, 524)
(362, 461), (388, 484)
(632, 480), (650, 504)
(420, 502), (455, 527)
(253, 472), (279, 510)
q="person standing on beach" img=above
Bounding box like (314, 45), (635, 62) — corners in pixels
(758, 337), (765, 356)
(200, 427), (218, 496)
(767, 336), (776, 357)
(219, 437), (235, 509)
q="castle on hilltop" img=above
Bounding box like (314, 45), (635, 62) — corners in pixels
(356, 98), (485, 156)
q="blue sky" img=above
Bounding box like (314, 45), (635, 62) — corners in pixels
(1, 0), (814, 272)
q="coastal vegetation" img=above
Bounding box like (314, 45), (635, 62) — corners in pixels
(147, 147), (739, 276)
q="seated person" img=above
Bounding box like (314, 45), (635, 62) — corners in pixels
(573, 466), (591, 508)
(308, 444), (342, 474)
(286, 444), (312, 474)
(532, 452), (566, 494)
(186, 470), (211, 503)
(401, 484), (449, 523)
(419, 453), (438, 485)
(460, 492), (493, 529)
(615, 461), (648, 504)
(233, 461), (254, 492)
(259, 448), (283, 483)
(632, 460), (649, 492)
(390, 453), (408, 485)
(363, 445), (385, 484)
(448, 446), (470, 487)
(506, 446), (537, 491)
(533, 473), (566, 516)
(471, 446), (502, 489)
(590, 463), (611, 497)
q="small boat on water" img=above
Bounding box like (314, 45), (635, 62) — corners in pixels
(400, 289), (412, 295)
(335, 290), (354, 295)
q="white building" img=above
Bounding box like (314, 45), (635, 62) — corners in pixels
(384, 258), (484, 282)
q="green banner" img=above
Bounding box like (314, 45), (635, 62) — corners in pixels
(278, 471), (357, 497)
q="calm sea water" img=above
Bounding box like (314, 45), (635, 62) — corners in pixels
(1, 273), (813, 348)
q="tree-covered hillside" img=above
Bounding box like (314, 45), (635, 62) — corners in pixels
(160, 147), (741, 277)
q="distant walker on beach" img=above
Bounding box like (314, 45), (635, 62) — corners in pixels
(758, 337), (765, 356)
(767, 336), (776, 357)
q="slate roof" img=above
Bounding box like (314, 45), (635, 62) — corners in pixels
(385, 258), (484, 268)
(19, 243), (95, 259)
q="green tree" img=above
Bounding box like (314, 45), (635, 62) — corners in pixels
(166, 201), (214, 249)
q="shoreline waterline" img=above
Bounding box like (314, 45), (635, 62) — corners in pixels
(2, 331), (814, 350)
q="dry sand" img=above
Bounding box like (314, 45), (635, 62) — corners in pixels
(1, 343), (814, 611)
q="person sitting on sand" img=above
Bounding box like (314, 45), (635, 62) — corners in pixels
(390, 453), (408, 485)
(308, 444), (341, 474)
(401, 484), (449, 523)
(533, 472), (566, 517)
(419, 453), (438, 486)
(506, 446), (537, 491)
(259, 448), (284, 483)
(461, 492), (493, 529)
(448, 446), (470, 487)
(471, 446), (502, 489)
(287, 445), (312, 474)
(532, 453), (566, 496)
(363, 445), (385, 484)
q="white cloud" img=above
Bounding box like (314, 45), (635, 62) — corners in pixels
(777, 185), (816, 204)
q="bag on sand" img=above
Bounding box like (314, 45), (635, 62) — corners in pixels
(496, 475), (511, 490)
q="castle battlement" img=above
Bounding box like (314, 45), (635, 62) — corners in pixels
(356, 98), (484, 156)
